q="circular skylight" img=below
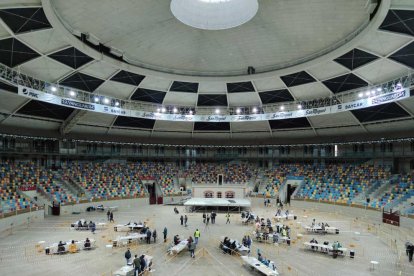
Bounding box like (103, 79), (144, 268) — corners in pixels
(170, 0), (259, 30)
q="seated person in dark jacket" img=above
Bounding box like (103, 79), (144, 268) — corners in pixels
(173, 235), (180, 245)
(77, 220), (82, 229)
(58, 241), (66, 253)
(84, 238), (91, 249)
(83, 221), (88, 229)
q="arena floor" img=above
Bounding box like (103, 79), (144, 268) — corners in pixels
(0, 199), (412, 276)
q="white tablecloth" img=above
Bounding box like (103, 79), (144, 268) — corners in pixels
(241, 256), (279, 276)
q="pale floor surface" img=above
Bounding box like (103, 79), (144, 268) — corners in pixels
(0, 200), (413, 276)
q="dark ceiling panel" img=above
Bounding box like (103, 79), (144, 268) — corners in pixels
(17, 100), (74, 120)
(170, 81), (198, 93)
(0, 81), (17, 93)
(351, 102), (409, 123)
(110, 70), (145, 86)
(194, 122), (230, 131)
(269, 117), (311, 130)
(280, 71), (316, 87)
(379, 10), (414, 36)
(227, 81), (255, 93)
(130, 88), (166, 104)
(334, 48), (379, 70)
(48, 47), (93, 69)
(259, 89), (294, 104)
(389, 41), (414, 69)
(0, 8), (51, 34)
(113, 116), (155, 129)
(0, 38), (40, 67)
(322, 73), (368, 94)
(197, 94), (228, 106)
(60, 72), (104, 92)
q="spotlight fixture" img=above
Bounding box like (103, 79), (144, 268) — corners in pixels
(358, 93), (363, 98)
(365, 91), (370, 96)
(189, 110), (193, 115)
(371, 90), (376, 95)
(280, 106), (285, 111)
(252, 107), (258, 113)
(115, 101), (120, 107)
(173, 107), (178, 113)
(103, 98), (110, 104)
(215, 108), (220, 114)
(161, 107), (166, 113)
(376, 87), (382, 92)
(236, 108), (241, 114)
(156, 108), (161, 113)
(94, 96), (100, 103)
(297, 104), (302, 109)
(69, 90), (76, 97)
(50, 86), (57, 92)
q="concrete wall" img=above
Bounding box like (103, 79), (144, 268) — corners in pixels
(0, 209), (44, 234)
(290, 200), (414, 229)
(59, 197), (149, 215)
(192, 185), (245, 198)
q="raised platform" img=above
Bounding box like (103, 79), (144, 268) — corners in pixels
(184, 198), (251, 213)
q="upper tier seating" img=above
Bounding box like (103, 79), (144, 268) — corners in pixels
(186, 163), (257, 184)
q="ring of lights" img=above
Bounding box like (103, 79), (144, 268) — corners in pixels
(1, 63), (411, 123)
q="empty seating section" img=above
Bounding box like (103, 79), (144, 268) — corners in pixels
(296, 164), (390, 204)
(262, 163), (308, 197)
(37, 170), (78, 204)
(0, 161), (35, 213)
(67, 163), (147, 200)
(187, 163), (256, 184)
(369, 174), (414, 209)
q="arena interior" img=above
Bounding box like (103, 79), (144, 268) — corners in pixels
(1, 0), (414, 275)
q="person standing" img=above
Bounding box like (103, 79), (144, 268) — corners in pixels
(152, 229), (157, 243)
(211, 212), (216, 224)
(188, 241), (196, 258)
(125, 248), (131, 265)
(109, 212), (114, 223)
(133, 254), (141, 276)
(408, 244), (414, 262)
(180, 215), (184, 226)
(146, 229), (152, 244)
(194, 229), (201, 244)
(106, 210), (110, 221)
(202, 213), (206, 224)
(206, 214), (210, 225)
(163, 227), (168, 242)
(184, 215), (188, 227)
(226, 213), (230, 224)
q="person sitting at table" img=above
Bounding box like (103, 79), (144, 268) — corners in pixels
(272, 233), (279, 243)
(281, 227), (287, 237)
(285, 210), (289, 217)
(311, 219), (316, 227)
(325, 222), (330, 227)
(77, 220), (83, 229)
(276, 209), (281, 216)
(84, 238), (91, 249)
(258, 252), (263, 262)
(83, 221), (88, 229)
(266, 218), (272, 227)
(242, 236), (247, 247)
(173, 235), (180, 245)
(57, 241), (66, 253)
(68, 240), (78, 253)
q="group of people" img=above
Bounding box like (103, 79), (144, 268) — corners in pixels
(221, 237), (238, 254)
(242, 235), (252, 250)
(179, 215), (188, 227)
(202, 211), (217, 224)
(56, 238), (91, 254)
(275, 208), (290, 218)
(257, 251), (277, 271)
(106, 210), (114, 222)
(76, 220), (96, 234)
(140, 226), (157, 244)
(124, 248), (152, 275)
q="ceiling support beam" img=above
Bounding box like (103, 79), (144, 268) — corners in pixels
(59, 109), (87, 135)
